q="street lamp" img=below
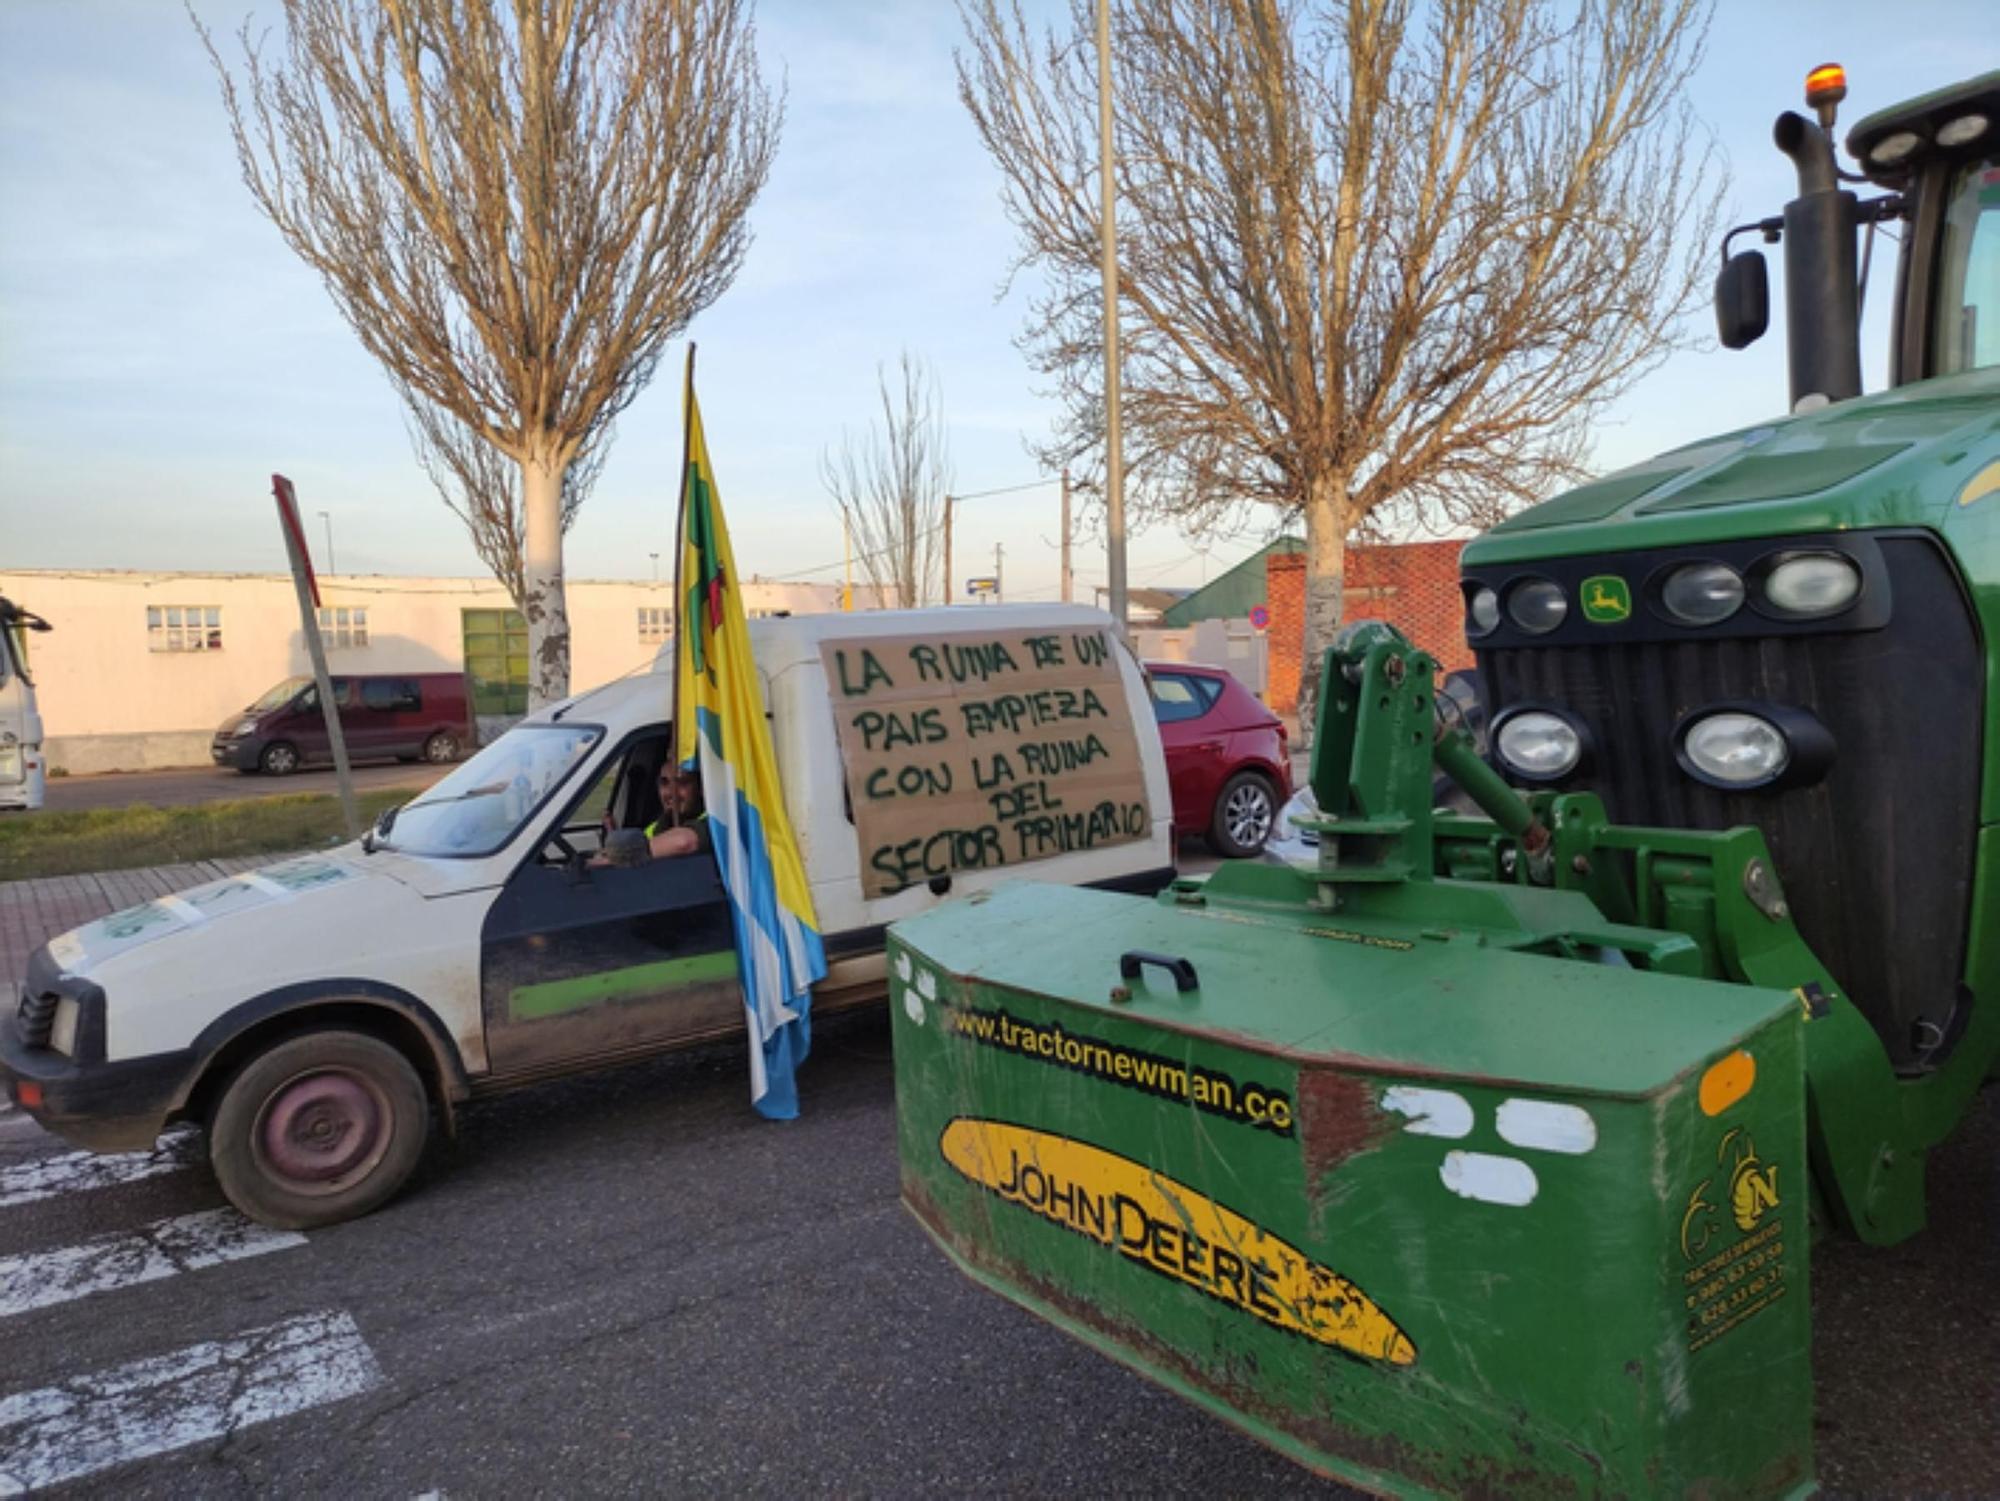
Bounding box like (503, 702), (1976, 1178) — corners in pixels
(317, 511), (336, 576)
(650, 551), (660, 582)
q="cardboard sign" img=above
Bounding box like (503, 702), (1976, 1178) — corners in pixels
(821, 627), (1153, 897)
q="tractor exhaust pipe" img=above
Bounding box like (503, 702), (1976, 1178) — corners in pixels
(1773, 108), (1863, 409)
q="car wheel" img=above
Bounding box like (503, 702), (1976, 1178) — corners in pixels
(422, 731), (460, 764)
(1209, 770), (1277, 858)
(208, 1029), (430, 1230)
(259, 741), (300, 776)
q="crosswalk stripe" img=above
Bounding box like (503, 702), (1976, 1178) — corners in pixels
(0, 1310), (383, 1495)
(0, 1208), (305, 1321)
(0, 1129), (198, 1210)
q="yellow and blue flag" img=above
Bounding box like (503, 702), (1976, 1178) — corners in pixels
(676, 385), (828, 1119)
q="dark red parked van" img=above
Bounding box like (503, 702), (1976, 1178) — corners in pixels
(211, 674), (471, 775)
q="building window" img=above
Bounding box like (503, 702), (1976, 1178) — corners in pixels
(462, 608), (530, 715)
(638, 606), (672, 644)
(148, 605), (222, 652)
(316, 606), (369, 648)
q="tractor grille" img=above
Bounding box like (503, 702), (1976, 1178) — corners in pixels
(16, 987), (56, 1050)
(1477, 534), (1982, 1070)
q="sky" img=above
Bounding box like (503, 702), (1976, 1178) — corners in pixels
(0, 1), (1987, 604)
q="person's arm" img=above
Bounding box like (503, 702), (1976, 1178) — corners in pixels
(649, 824), (702, 859)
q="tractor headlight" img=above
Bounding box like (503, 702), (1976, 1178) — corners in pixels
(1507, 580), (1567, 635)
(49, 997), (80, 1057)
(1936, 113), (1989, 148)
(1466, 586), (1500, 637)
(1760, 552), (1861, 617)
(1869, 129), (1923, 167)
(1658, 562), (1745, 626)
(1679, 712), (1789, 788)
(1494, 710), (1583, 781)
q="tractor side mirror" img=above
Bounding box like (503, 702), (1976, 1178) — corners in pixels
(1715, 251), (1770, 350)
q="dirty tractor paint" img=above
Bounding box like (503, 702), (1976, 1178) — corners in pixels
(889, 70), (1999, 1498)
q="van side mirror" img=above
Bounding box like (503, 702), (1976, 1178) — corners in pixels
(600, 828), (653, 868)
(1715, 251), (1770, 350)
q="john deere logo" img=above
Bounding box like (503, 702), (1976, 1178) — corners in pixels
(1581, 575), (1631, 623)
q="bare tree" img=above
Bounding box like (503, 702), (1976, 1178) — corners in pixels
(821, 352), (953, 609)
(196, 0), (781, 706)
(959, 0), (1722, 731)
(405, 399), (609, 608)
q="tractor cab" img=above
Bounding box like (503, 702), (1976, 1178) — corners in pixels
(0, 597), (52, 812)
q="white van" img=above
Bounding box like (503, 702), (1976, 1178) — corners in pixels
(1, 607), (1172, 1227)
(0, 598), (52, 812)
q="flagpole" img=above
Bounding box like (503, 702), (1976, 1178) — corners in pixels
(668, 343), (697, 826)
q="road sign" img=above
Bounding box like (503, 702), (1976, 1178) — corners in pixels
(966, 577), (999, 597)
(1249, 604), (1271, 631)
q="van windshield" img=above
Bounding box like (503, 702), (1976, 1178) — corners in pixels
(247, 677), (311, 713)
(381, 724), (601, 858)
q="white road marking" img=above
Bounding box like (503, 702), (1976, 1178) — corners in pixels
(0, 1209), (304, 1321)
(0, 1310), (382, 1495)
(0, 1129), (199, 1211)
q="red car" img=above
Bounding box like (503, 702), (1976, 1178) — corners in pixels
(1146, 662), (1293, 857)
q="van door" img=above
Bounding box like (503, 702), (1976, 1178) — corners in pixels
(477, 732), (739, 1076)
(359, 676), (421, 758)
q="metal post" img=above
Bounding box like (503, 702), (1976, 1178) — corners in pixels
(843, 511), (854, 611)
(1060, 468), (1073, 603)
(273, 477), (359, 839)
(318, 511), (336, 577)
(1096, 0), (1128, 630)
(943, 494), (954, 606)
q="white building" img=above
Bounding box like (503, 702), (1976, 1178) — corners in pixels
(0, 570), (857, 773)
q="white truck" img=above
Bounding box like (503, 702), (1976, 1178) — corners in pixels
(0, 597), (51, 812)
(2, 606), (1174, 1228)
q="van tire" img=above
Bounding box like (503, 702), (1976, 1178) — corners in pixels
(208, 1029), (430, 1230)
(259, 741), (300, 776)
(422, 731), (460, 764)
(1208, 771), (1277, 858)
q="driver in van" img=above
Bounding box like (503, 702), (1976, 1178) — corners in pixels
(645, 766), (712, 859)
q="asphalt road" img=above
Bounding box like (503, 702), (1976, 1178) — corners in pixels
(39, 762), (449, 813)
(0, 1009), (1993, 1497)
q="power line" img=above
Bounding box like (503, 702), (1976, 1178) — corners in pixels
(953, 478), (1054, 501)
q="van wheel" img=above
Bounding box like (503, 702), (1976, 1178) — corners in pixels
(259, 741), (300, 776)
(422, 731), (460, 764)
(1208, 771), (1277, 858)
(208, 1030), (430, 1230)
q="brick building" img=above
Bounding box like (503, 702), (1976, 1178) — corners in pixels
(1265, 540), (1471, 712)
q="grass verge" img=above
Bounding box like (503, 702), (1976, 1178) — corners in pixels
(0, 789), (415, 881)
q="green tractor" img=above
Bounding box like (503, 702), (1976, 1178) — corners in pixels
(887, 69), (2000, 1497)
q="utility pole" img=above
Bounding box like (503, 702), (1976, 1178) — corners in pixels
(994, 542), (1004, 604)
(318, 511), (336, 577)
(842, 510), (854, 611)
(1060, 468), (1074, 604)
(274, 477), (358, 839)
(942, 494), (954, 606)
(1095, 0), (1128, 630)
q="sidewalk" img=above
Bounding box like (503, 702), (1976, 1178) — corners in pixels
(1, 854), (301, 990)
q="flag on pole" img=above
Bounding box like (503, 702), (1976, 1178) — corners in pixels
(676, 386), (828, 1120)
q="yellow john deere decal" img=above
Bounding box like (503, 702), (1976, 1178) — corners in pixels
(1581, 575), (1632, 623)
(939, 1118), (1416, 1365)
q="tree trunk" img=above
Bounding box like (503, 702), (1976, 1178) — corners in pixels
(1293, 480), (1347, 754)
(520, 451), (572, 711)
